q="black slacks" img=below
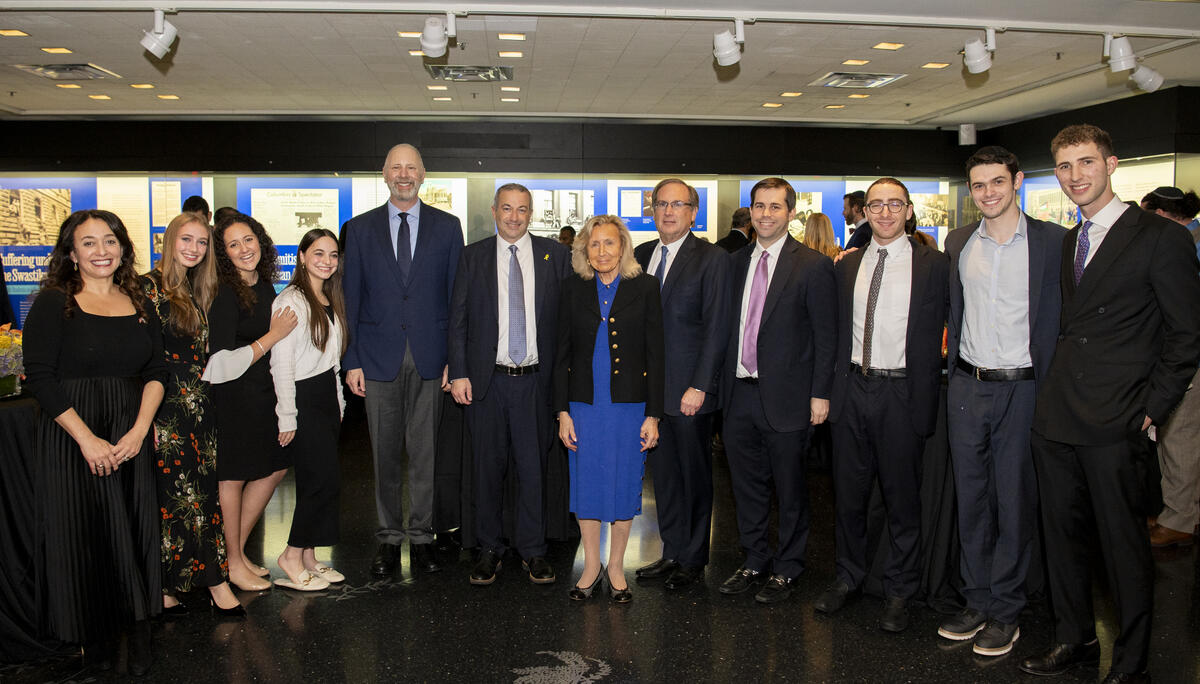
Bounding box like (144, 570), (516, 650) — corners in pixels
(650, 412), (715, 569)
(286, 369), (342, 548)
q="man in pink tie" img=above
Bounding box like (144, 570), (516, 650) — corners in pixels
(717, 177), (837, 604)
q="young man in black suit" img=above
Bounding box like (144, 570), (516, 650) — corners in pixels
(938, 147), (1064, 656)
(717, 177), (837, 604)
(448, 183), (571, 586)
(1020, 125), (1200, 684)
(816, 177), (949, 632)
(633, 179), (730, 590)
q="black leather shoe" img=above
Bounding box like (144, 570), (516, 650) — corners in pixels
(410, 543), (442, 574)
(937, 607), (987, 640)
(522, 556), (556, 584)
(814, 579), (859, 614)
(879, 596), (909, 633)
(635, 558), (680, 579)
(664, 565), (703, 590)
(1018, 641), (1101, 676)
(718, 567), (764, 595)
(370, 543), (400, 577)
(1102, 672), (1151, 684)
(470, 550), (502, 585)
(434, 529), (462, 552)
(754, 574), (794, 604)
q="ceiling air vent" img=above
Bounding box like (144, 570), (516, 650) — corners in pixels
(425, 64), (514, 82)
(12, 63), (121, 80)
(810, 72), (906, 88)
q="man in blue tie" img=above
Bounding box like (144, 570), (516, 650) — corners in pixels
(449, 184), (570, 586)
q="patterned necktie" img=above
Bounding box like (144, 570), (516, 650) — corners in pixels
(654, 245), (668, 287)
(861, 248), (888, 372)
(741, 251), (769, 374)
(1073, 220), (1092, 285)
(397, 212), (412, 282)
(508, 244), (526, 366)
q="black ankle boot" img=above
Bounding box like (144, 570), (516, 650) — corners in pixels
(127, 620), (152, 677)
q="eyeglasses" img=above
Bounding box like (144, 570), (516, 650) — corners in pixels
(866, 200), (909, 214)
(652, 200), (694, 210)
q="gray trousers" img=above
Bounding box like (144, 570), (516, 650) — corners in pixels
(1157, 368), (1200, 533)
(366, 345), (443, 546)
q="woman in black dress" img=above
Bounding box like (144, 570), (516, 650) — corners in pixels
(24, 209), (167, 674)
(142, 211), (244, 615)
(202, 212), (296, 592)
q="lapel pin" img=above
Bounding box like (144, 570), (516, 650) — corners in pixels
(543, 253), (549, 260)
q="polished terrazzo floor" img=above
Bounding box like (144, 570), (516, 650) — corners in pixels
(5, 402), (1199, 684)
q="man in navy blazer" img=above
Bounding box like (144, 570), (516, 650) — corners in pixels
(632, 179), (730, 590)
(343, 143), (464, 577)
(449, 183), (570, 587)
(717, 177), (837, 604)
(938, 146), (1065, 656)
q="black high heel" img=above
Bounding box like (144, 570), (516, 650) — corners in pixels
(569, 565), (604, 601)
(608, 570), (632, 604)
(208, 595), (247, 619)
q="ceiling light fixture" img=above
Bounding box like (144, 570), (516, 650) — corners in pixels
(1130, 64), (1163, 92)
(921, 62), (950, 69)
(848, 94), (870, 99)
(713, 18), (745, 67)
(497, 51), (523, 58)
(963, 27), (997, 74)
(432, 96), (452, 101)
(420, 12), (457, 59)
(1104, 34), (1137, 72)
(498, 33), (526, 41)
(41, 47), (72, 54)
(824, 104), (845, 109)
(780, 92), (802, 97)
(130, 83), (154, 89)
(409, 50), (425, 56)
(500, 86), (520, 92)
(426, 85), (448, 90)
(88, 94), (110, 100)
(398, 31), (422, 38)
(157, 94), (179, 100)
(872, 42), (904, 51)
(55, 83), (81, 88)
(0, 29), (29, 37)
(761, 102), (782, 108)
(140, 9), (178, 60)
(501, 97), (520, 102)
(842, 59), (870, 66)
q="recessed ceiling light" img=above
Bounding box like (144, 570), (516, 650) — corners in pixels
(498, 33), (526, 41)
(498, 51), (523, 58)
(921, 62), (950, 69)
(761, 102), (783, 108)
(398, 31), (422, 38)
(157, 94), (179, 100)
(408, 49), (425, 56)
(500, 86), (520, 92)
(41, 47), (72, 54)
(432, 96), (452, 101)
(55, 83), (81, 89)
(848, 94), (870, 99)
(130, 83), (155, 89)
(501, 97), (520, 102)
(426, 85), (448, 90)
(872, 42), (904, 50)
(842, 59), (870, 66)
(88, 94), (110, 100)
(0, 29), (29, 37)
(824, 104), (845, 109)
(780, 91), (802, 97)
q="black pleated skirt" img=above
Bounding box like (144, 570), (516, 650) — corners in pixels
(213, 360), (287, 481)
(35, 377), (161, 644)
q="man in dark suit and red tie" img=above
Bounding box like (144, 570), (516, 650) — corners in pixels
(1020, 125), (1200, 684)
(342, 143), (464, 577)
(632, 179), (730, 590)
(717, 177), (837, 604)
(938, 146), (1064, 656)
(816, 177), (949, 633)
(448, 183), (570, 586)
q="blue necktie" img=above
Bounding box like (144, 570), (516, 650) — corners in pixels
(1073, 220), (1092, 285)
(396, 212), (412, 282)
(508, 244), (526, 366)
(654, 245), (668, 287)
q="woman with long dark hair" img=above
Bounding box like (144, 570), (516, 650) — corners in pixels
(269, 228), (347, 590)
(142, 211), (244, 616)
(24, 209), (166, 674)
(202, 212), (296, 592)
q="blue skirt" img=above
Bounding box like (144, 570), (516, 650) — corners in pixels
(568, 398), (646, 522)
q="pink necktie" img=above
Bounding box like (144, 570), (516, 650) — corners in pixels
(741, 251), (769, 374)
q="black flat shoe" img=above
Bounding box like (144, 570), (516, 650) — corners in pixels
(161, 601), (189, 618)
(569, 565), (604, 601)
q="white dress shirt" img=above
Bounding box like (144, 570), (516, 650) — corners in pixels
(496, 232), (538, 367)
(735, 236), (787, 378)
(646, 235), (686, 284)
(1076, 195), (1128, 270)
(852, 237), (912, 369)
(269, 287), (346, 433)
(960, 215), (1033, 369)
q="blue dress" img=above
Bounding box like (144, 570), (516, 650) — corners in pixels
(568, 274), (647, 522)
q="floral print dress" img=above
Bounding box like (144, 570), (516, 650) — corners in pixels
(142, 272), (227, 592)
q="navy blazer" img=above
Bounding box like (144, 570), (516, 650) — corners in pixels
(945, 214), (1065, 385)
(1033, 207), (1200, 445)
(720, 236), (837, 434)
(448, 234), (570, 401)
(634, 233), (731, 416)
(830, 237), (949, 438)
(342, 201), (463, 381)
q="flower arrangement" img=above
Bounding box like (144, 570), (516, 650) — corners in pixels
(0, 323), (23, 397)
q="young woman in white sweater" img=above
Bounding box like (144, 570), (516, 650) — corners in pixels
(269, 228), (347, 591)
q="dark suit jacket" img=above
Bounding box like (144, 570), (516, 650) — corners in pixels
(715, 229), (750, 254)
(845, 222), (872, 251)
(720, 236), (837, 433)
(554, 272), (665, 418)
(448, 234), (570, 401)
(342, 201), (463, 381)
(945, 215), (1066, 384)
(1033, 207), (1200, 445)
(634, 234), (731, 416)
(830, 237), (949, 437)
